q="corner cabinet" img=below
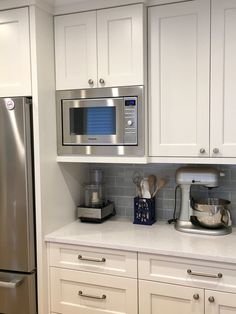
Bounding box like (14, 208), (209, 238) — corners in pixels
(149, 0), (236, 158)
(0, 7), (31, 97)
(54, 4), (144, 90)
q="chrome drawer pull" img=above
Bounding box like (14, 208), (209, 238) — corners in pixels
(187, 269), (223, 279)
(78, 255), (106, 263)
(78, 290), (106, 300)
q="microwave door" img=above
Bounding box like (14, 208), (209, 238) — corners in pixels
(62, 98), (124, 145)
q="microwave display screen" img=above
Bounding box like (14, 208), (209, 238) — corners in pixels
(69, 107), (116, 135)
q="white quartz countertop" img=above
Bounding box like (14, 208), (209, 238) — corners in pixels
(45, 218), (236, 264)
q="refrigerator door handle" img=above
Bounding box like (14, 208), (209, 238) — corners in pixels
(0, 277), (24, 289)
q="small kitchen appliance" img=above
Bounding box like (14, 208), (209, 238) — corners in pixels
(175, 167), (232, 235)
(78, 169), (115, 222)
(56, 86), (145, 156)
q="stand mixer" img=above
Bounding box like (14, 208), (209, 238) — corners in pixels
(175, 167), (232, 235)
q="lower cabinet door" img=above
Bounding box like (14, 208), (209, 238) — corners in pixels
(139, 280), (204, 314)
(50, 267), (138, 314)
(205, 290), (236, 314)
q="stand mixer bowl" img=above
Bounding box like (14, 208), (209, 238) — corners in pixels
(192, 198), (232, 229)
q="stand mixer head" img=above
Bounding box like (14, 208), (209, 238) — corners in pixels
(175, 167), (231, 235)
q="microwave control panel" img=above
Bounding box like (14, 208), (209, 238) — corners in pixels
(124, 97), (137, 145)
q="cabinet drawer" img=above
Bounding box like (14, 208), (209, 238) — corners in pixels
(49, 243), (137, 278)
(50, 267), (138, 314)
(138, 253), (236, 293)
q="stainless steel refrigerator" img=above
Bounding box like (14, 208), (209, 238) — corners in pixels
(0, 97), (36, 313)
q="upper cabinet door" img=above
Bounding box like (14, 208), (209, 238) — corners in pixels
(55, 11), (97, 90)
(149, 0), (210, 157)
(211, 0), (236, 157)
(0, 8), (31, 97)
(97, 4), (144, 87)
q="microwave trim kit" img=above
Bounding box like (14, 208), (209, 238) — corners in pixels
(56, 86), (145, 156)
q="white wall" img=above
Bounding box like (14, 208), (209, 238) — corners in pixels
(30, 6), (88, 313)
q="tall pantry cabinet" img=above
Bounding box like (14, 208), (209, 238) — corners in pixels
(149, 0), (236, 158)
(0, 7), (31, 97)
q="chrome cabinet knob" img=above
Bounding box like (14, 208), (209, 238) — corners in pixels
(200, 148), (205, 154)
(99, 78), (105, 84)
(127, 120), (133, 126)
(88, 79), (94, 85)
(208, 296), (215, 303)
(213, 148), (219, 154)
(193, 294), (200, 300)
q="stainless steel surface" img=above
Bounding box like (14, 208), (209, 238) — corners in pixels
(78, 255), (106, 263)
(77, 202), (114, 220)
(208, 296), (215, 303)
(78, 290), (106, 300)
(0, 271), (36, 314)
(200, 148), (206, 154)
(175, 220), (232, 235)
(193, 198), (232, 228)
(193, 294), (200, 300)
(0, 97), (35, 272)
(99, 78), (105, 84)
(56, 86), (145, 156)
(187, 269), (223, 279)
(213, 148), (220, 154)
(0, 277), (24, 289)
(88, 79), (94, 85)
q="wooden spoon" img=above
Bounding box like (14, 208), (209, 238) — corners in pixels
(152, 178), (167, 197)
(148, 175), (157, 196)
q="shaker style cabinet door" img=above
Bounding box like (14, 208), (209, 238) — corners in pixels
(50, 267), (138, 314)
(149, 0), (210, 157)
(139, 280), (204, 314)
(55, 11), (97, 90)
(0, 7), (31, 97)
(97, 4), (144, 87)
(210, 0), (236, 157)
(205, 290), (236, 314)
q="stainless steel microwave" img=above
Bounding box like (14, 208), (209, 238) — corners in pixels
(56, 86), (145, 156)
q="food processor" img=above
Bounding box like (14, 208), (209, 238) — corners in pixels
(77, 169), (115, 222)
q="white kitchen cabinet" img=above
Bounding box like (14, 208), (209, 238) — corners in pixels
(50, 267), (138, 314)
(149, 0), (210, 157)
(139, 280), (204, 314)
(97, 5), (144, 88)
(149, 0), (236, 159)
(0, 7), (31, 97)
(49, 243), (137, 278)
(48, 243), (138, 314)
(205, 290), (236, 314)
(54, 4), (144, 90)
(54, 11), (97, 90)
(210, 0), (236, 157)
(139, 281), (236, 314)
(139, 252), (236, 314)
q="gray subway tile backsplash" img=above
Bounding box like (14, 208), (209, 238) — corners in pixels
(91, 163), (236, 224)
